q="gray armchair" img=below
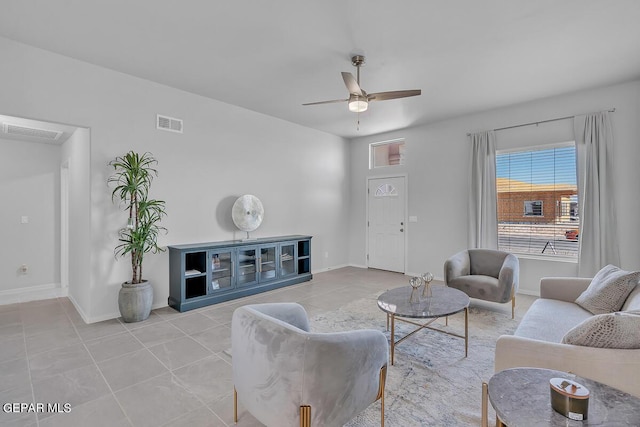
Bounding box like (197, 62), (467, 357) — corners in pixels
(444, 249), (519, 318)
(231, 302), (388, 427)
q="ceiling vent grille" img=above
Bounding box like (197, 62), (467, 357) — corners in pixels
(2, 123), (62, 140)
(156, 115), (183, 133)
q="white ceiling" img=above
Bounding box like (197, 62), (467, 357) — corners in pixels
(2, 0), (640, 138)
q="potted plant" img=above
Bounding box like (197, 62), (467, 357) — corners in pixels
(108, 151), (167, 322)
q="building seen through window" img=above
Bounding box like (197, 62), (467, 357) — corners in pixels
(496, 142), (579, 258)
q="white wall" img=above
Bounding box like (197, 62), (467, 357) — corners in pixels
(348, 80), (640, 295)
(0, 36), (350, 322)
(0, 137), (60, 293)
(60, 128), (92, 318)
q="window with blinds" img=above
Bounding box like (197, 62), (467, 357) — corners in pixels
(495, 142), (579, 258)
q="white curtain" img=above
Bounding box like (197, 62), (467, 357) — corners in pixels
(573, 112), (620, 276)
(468, 131), (498, 249)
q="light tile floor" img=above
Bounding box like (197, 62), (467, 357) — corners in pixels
(0, 267), (535, 426)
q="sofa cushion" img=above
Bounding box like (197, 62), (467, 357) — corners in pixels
(561, 311), (640, 349)
(622, 284), (640, 312)
(575, 264), (640, 314)
(514, 298), (592, 343)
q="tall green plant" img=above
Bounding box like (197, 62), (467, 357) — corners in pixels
(108, 151), (167, 284)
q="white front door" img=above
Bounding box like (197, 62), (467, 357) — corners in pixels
(367, 176), (406, 273)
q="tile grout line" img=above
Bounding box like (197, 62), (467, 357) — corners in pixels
(115, 313), (226, 426)
(19, 304), (40, 427)
(65, 301), (136, 426)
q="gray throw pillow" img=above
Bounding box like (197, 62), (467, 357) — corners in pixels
(562, 311), (640, 349)
(622, 284), (640, 311)
(575, 264), (640, 314)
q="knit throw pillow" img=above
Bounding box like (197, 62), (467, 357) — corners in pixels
(562, 311), (640, 349)
(575, 265), (640, 314)
(622, 284), (640, 311)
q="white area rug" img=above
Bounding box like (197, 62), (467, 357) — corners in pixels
(310, 292), (519, 426)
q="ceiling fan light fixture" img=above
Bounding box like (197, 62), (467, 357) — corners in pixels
(348, 94), (368, 112)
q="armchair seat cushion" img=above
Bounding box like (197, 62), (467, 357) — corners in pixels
(447, 275), (503, 302)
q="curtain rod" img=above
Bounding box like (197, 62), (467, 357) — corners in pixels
(467, 108), (616, 136)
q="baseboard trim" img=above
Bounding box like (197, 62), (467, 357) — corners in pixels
(79, 301), (169, 325)
(348, 263), (368, 269)
(312, 263), (350, 274)
(0, 282), (66, 305)
(66, 294), (90, 324)
(516, 288), (540, 297)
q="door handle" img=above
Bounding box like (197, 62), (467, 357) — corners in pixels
(400, 228), (404, 232)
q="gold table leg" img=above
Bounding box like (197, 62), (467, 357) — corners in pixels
(390, 314), (395, 365)
(481, 382), (488, 427)
(464, 307), (468, 357)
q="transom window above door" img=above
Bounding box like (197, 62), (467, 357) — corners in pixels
(370, 139), (405, 169)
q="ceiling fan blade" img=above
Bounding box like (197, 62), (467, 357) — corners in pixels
(341, 72), (363, 96)
(302, 98), (348, 106)
(368, 89), (421, 101)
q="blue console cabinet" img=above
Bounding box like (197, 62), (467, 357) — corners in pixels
(168, 235), (312, 312)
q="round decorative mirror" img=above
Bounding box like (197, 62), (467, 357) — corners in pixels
(232, 195), (264, 240)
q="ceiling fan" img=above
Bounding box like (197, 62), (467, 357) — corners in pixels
(303, 55), (421, 113)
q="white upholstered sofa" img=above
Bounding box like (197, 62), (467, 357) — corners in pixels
(495, 276), (640, 397)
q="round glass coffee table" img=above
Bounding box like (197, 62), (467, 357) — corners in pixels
(377, 285), (470, 365)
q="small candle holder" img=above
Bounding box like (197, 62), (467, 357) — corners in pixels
(409, 276), (424, 303)
(421, 272), (434, 297)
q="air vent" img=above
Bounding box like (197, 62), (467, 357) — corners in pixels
(2, 123), (62, 140)
(156, 115), (183, 133)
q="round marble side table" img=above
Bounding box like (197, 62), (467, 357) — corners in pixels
(482, 368), (640, 426)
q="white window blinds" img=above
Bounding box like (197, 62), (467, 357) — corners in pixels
(496, 143), (579, 258)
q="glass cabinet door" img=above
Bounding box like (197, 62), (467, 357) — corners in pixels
(259, 246), (277, 282)
(209, 251), (233, 293)
(237, 248), (258, 287)
(280, 243), (296, 277)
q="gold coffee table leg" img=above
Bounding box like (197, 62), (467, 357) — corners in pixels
(464, 307), (469, 357)
(481, 382), (488, 427)
(390, 314), (395, 365)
